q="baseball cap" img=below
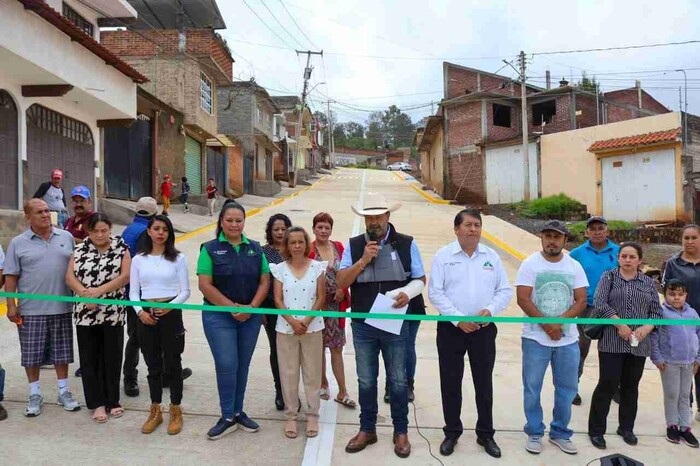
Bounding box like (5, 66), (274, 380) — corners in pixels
(135, 197), (158, 216)
(586, 216), (607, 227)
(541, 220), (571, 236)
(70, 185), (91, 199)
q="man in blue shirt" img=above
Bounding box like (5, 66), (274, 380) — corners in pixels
(569, 216), (619, 406)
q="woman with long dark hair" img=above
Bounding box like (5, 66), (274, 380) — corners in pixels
(198, 201), (270, 440)
(130, 215), (190, 435)
(588, 242), (662, 449)
(262, 213), (292, 411)
(66, 213), (131, 423)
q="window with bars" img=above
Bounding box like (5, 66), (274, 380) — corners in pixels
(200, 72), (213, 114)
(62, 3), (94, 38)
(26, 104), (94, 146)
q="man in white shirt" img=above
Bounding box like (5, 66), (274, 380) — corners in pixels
(515, 220), (588, 456)
(429, 208), (513, 459)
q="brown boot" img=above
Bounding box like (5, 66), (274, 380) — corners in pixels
(142, 403), (163, 434)
(168, 404), (183, 435)
(345, 431), (378, 453)
(393, 433), (411, 458)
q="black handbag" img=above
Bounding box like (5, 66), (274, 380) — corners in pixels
(583, 323), (605, 340)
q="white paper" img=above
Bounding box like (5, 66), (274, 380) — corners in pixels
(364, 293), (409, 335)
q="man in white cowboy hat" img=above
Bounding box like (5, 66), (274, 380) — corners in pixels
(337, 193), (426, 459)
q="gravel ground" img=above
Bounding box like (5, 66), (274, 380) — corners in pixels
(486, 204), (681, 272)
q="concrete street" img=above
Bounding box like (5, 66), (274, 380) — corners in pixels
(0, 168), (693, 465)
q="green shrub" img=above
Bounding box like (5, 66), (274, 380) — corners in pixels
(569, 220), (636, 242)
(518, 194), (585, 219)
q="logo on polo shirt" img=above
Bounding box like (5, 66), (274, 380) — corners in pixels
(247, 249), (256, 256)
(483, 261), (494, 271)
(213, 250), (227, 255)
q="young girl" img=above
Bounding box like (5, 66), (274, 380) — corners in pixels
(651, 278), (700, 448)
(271, 226), (326, 439)
(130, 215), (190, 435)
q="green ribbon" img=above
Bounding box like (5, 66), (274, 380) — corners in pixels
(1, 291), (696, 326)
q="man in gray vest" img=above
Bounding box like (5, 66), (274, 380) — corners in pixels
(337, 193), (426, 459)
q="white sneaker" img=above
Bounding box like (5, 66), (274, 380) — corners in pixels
(24, 394), (43, 417)
(57, 390), (81, 411)
(549, 437), (578, 455)
(526, 435), (543, 454)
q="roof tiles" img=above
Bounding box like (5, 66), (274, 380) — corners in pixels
(588, 128), (681, 152)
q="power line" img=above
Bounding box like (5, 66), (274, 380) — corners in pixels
(278, 0), (320, 50)
(532, 39), (700, 56)
(241, 0), (296, 50)
(259, 0), (306, 49)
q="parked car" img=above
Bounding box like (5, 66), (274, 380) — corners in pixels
(387, 162), (411, 171)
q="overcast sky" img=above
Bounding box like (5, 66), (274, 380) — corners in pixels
(217, 0), (699, 125)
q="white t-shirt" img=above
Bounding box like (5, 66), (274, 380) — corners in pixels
(515, 252), (589, 347)
(129, 253), (191, 313)
(271, 260), (327, 334)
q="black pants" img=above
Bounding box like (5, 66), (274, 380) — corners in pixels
(576, 306), (594, 379)
(123, 306), (139, 383)
(137, 310), (185, 405)
(77, 325), (124, 410)
(588, 352), (646, 436)
(263, 306), (282, 395)
(437, 321), (497, 440)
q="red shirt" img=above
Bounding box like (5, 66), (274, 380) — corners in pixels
(65, 212), (94, 241)
(161, 181), (174, 197)
(206, 185), (218, 199)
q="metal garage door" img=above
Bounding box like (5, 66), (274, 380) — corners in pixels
(485, 142), (538, 204)
(185, 135), (202, 194)
(602, 149), (676, 222)
(26, 104), (94, 202)
(104, 116), (153, 200)
(206, 147), (226, 194)
(0, 90), (18, 209)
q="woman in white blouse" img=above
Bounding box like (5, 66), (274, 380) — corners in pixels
(272, 226), (327, 439)
(129, 215), (190, 436)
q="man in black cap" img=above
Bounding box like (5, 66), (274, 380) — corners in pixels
(515, 220), (588, 456)
(569, 217), (620, 405)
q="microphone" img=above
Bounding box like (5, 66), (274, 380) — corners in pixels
(365, 230), (380, 266)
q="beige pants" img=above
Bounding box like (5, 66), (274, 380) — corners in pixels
(276, 331), (323, 420)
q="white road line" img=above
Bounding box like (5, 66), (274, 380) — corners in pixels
(301, 169), (367, 466)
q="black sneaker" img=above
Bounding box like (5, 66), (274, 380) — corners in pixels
(181, 367), (193, 380)
(75, 367), (82, 377)
(612, 390), (621, 404)
(666, 425), (681, 444)
(572, 393), (582, 406)
(680, 429), (700, 448)
(124, 380), (139, 397)
(207, 417), (238, 440)
(234, 412), (259, 433)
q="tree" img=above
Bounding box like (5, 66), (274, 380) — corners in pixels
(345, 122), (365, 139)
(577, 71), (599, 94)
(366, 111), (384, 148)
(381, 105), (415, 148)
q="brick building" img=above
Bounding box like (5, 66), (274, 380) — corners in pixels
(101, 4), (234, 200)
(271, 96), (315, 182)
(415, 62), (671, 205)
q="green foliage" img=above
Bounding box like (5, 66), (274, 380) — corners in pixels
(568, 220), (636, 242)
(577, 71), (599, 94)
(513, 194), (585, 219)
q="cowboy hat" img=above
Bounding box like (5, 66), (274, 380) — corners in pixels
(351, 193), (402, 216)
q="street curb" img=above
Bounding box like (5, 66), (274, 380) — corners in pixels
(391, 170), (529, 261)
(0, 177), (328, 317)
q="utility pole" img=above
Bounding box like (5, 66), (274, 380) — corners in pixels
(519, 51), (530, 201)
(327, 99), (334, 168)
(293, 50), (323, 182)
(676, 69), (688, 157)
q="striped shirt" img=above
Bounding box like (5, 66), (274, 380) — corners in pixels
(593, 268), (663, 357)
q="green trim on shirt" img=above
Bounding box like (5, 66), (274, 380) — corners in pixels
(196, 233), (269, 276)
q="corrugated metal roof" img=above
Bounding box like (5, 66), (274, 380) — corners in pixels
(588, 128), (681, 152)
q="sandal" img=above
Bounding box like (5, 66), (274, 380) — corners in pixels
(285, 420), (298, 439)
(92, 407), (108, 424)
(334, 394), (357, 409)
(319, 388), (330, 401)
(306, 417), (319, 438)
(110, 406), (125, 418)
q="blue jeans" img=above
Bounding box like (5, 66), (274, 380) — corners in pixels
(352, 321), (409, 433)
(0, 363), (5, 402)
(56, 210), (68, 229)
(202, 311), (262, 419)
(522, 338), (580, 439)
(405, 320), (421, 383)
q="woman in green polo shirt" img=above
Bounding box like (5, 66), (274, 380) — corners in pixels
(197, 200), (270, 440)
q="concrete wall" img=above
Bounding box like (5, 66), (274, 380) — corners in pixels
(217, 86), (253, 137)
(155, 111), (186, 197)
(419, 126), (444, 195)
(227, 145), (244, 196)
(540, 112), (681, 214)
